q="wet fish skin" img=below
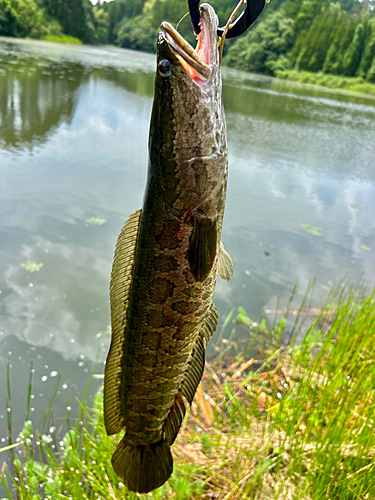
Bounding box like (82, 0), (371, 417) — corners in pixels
(104, 3), (231, 494)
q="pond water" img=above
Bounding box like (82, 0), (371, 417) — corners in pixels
(1, 37), (375, 450)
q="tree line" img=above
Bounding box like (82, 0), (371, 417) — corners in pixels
(0, 0), (235, 45)
(1, 0), (375, 82)
(225, 0), (375, 82)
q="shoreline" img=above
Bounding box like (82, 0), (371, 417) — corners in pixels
(1, 35), (375, 103)
(274, 69), (375, 102)
(2, 285), (375, 498)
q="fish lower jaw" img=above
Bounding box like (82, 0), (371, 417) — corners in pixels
(161, 21), (213, 85)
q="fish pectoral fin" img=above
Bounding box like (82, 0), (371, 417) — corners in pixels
(188, 217), (217, 282)
(217, 242), (233, 282)
(104, 209), (142, 436)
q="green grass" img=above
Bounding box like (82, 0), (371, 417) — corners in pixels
(40, 35), (83, 45)
(276, 70), (375, 98)
(1, 283), (375, 498)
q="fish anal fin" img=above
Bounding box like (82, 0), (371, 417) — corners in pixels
(104, 209), (142, 436)
(181, 335), (206, 406)
(217, 241), (233, 282)
(201, 303), (219, 346)
(163, 304), (218, 446)
(163, 391), (186, 446)
(112, 435), (173, 494)
(188, 217), (217, 282)
(182, 304), (218, 405)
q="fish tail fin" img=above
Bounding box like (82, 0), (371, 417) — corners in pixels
(112, 435), (173, 494)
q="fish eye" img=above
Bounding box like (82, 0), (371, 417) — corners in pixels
(159, 59), (172, 77)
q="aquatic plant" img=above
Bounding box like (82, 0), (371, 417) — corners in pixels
(361, 244), (371, 252)
(20, 260), (44, 273)
(300, 223), (323, 237)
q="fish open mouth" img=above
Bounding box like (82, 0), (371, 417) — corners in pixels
(161, 12), (213, 85)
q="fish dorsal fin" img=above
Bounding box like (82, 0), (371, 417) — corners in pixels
(163, 303), (218, 445)
(104, 209), (142, 436)
(188, 217), (218, 282)
(217, 242), (233, 282)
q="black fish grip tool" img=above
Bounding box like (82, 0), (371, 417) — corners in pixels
(188, 0), (266, 38)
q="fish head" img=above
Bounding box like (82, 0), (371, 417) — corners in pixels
(149, 3), (228, 214)
(158, 3), (218, 86)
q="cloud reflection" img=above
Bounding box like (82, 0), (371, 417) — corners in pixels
(1, 239), (110, 363)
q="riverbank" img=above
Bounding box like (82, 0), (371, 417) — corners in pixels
(275, 69), (375, 99)
(1, 284), (374, 499)
(40, 35), (83, 44)
(3, 34), (375, 102)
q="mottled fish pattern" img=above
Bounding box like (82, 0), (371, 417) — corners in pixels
(104, 3), (233, 494)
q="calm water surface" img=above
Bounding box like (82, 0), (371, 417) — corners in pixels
(1, 38), (375, 447)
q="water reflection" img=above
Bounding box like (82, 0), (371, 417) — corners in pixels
(1, 38), (375, 455)
(0, 59), (84, 150)
(0, 56), (155, 151)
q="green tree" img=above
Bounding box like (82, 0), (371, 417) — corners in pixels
(116, 14), (156, 52)
(367, 57), (375, 81)
(336, 16), (358, 74)
(143, 0), (187, 29)
(332, 0), (356, 12)
(351, 0), (375, 14)
(0, 0), (51, 38)
(292, 0), (325, 35)
(17, 0), (48, 38)
(288, 1), (326, 66)
(322, 11), (347, 73)
(357, 18), (375, 76)
(41, 0), (92, 41)
(341, 19), (367, 76)
(105, 1), (126, 44)
(225, 12), (294, 75)
(90, 5), (110, 44)
(112, 0), (146, 19)
(0, 0), (19, 36)
(295, 4), (341, 72)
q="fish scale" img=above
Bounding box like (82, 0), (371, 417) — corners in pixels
(104, 3), (233, 494)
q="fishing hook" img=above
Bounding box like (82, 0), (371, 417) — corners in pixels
(188, 0), (266, 38)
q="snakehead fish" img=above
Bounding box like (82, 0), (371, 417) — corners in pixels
(104, 3), (233, 494)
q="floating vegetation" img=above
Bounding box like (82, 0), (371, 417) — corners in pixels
(86, 217), (107, 226)
(361, 244), (371, 252)
(95, 325), (112, 339)
(301, 223), (323, 236)
(20, 260), (44, 272)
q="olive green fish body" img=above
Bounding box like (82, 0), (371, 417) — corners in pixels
(104, 4), (232, 494)
(121, 191), (220, 436)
